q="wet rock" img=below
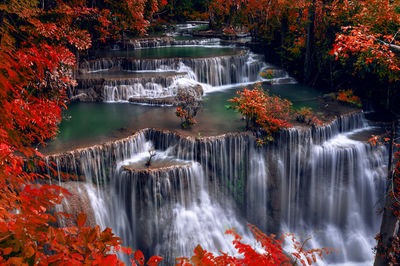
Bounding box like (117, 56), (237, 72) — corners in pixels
(69, 87), (102, 102)
(57, 182), (97, 227)
(177, 84), (203, 100)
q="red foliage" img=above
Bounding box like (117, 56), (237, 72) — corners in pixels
(0, 1), (165, 264)
(329, 0), (400, 82)
(229, 85), (322, 144)
(336, 89), (362, 107)
(104, 0), (168, 37)
(229, 85), (292, 144)
(209, 0), (400, 96)
(295, 107), (322, 126)
(176, 106), (197, 128)
(223, 27), (236, 37)
(176, 224), (336, 265)
(175, 91), (201, 129)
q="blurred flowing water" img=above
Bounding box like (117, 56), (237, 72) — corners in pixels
(48, 35), (387, 265)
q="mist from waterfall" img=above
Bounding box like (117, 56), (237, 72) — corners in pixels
(51, 111), (387, 265)
(246, 123), (387, 265)
(77, 141), (251, 264)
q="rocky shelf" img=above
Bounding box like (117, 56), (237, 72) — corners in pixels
(121, 161), (191, 172)
(77, 70), (187, 81)
(42, 110), (367, 173)
(78, 49), (248, 74)
(71, 71), (195, 102)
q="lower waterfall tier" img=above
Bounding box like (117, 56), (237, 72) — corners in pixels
(46, 113), (387, 265)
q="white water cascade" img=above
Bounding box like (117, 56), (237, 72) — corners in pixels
(49, 113), (387, 265)
(103, 72), (192, 102)
(245, 122), (387, 265)
(78, 49), (271, 102)
(127, 38), (221, 49)
(77, 142), (251, 264)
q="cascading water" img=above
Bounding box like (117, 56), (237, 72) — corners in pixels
(103, 72), (190, 102)
(127, 38), (221, 49)
(49, 24), (389, 264)
(69, 140), (250, 264)
(249, 118), (387, 265)
(50, 113), (387, 265)
(81, 51), (265, 84)
(78, 49), (269, 102)
(293, 133), (386, 264)
(146, 113), (387, 265)
(75, 35), (301, 103)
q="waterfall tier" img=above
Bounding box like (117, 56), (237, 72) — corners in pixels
(102, 73), (203, 102)
(45, 112), (387, 265)
(72, 72), (198, 102)
(122, 37), (221, 49)
(79, 50), (265, 87)
(45, 112), (366, 179)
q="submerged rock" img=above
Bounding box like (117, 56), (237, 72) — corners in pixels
(69, 87), (103, 102)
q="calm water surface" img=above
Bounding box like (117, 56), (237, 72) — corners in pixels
(43, 83), (321, 154)
(89, 46), (240, 59)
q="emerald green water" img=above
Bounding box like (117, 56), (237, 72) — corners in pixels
(43, 83), (322, 154)
(173, 36), (198, 40)
(265, 83), (321, 110)
(90, 46), (239, 59)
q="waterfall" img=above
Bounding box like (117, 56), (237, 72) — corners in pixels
(77, 50), (266, 103)
(79, 51), (265, 87)
(250, 117), (386, 264)
(103, 73), (190, 102)
(47, 113), (387, 265)
(46, 131), (148, 183)
(144, 113), (386, 264)
(79, 141), (250, 264)
(127, 38), (221, 49)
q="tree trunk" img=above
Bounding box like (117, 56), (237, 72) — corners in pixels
(304, 0), (315, 84)
(374, 120), (398, 266)
(280, 12), (288, 67)
(386, 85), (392, 111)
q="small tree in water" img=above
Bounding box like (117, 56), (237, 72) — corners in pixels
(145, 149), (156, 168)
(175, 90), (202, 129)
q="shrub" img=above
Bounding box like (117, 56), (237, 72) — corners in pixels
(337, 89), (362, 107)
(228, 85), (292, 144)
(295, 107), (322, 126)
(175, 91), (202, 129)
(260, 69), (275, 79)
(176, 223), (336, 265)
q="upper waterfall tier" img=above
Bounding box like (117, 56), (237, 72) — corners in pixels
(121, 37), (221, 49)
(74, 71), (192, 102)
(87, 46), (240, 60)
(79, 50), (265, 87)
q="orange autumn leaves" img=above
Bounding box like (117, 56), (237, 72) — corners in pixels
(330, 0), (400, 82)
(229, 86), (292, 144)
(176, 224), (335, 266)
(0, 0), (167, 264)
(337, 89), (362, 107)
(228, 85), (321, 145)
